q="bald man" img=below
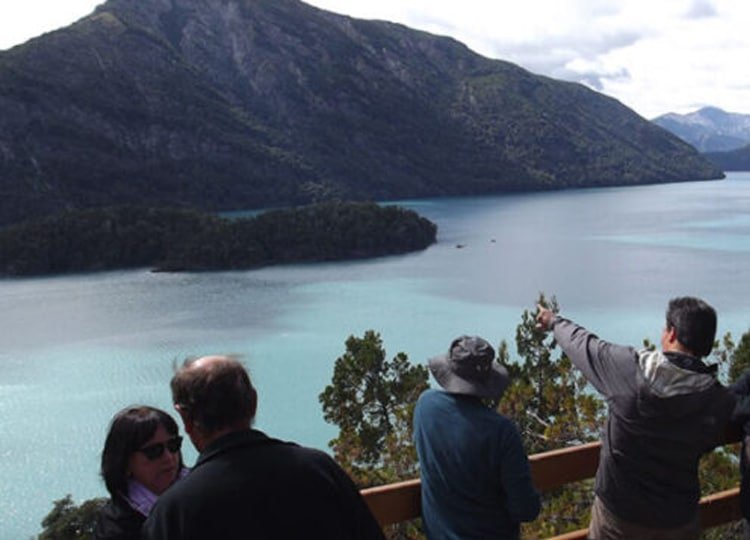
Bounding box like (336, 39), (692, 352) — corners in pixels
(143, 356), (384, 540)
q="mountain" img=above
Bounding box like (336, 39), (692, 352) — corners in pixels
(652, 107), (750, 152)
(704, 144), (750, 171)
(0, 0), (722, 226)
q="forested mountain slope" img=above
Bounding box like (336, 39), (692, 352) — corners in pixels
(0, 0), (721, 225)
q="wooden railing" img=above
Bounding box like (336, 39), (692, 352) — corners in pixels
(361, 433), (743, 539)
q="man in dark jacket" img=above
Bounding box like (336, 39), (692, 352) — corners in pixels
(730, 371), (750, 539)
(142, 355), (385, 540)
(536, 297), (735, 539)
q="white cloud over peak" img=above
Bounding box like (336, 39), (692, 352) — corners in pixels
(1, 0), (747, 117)
(307, 0), (750, 117)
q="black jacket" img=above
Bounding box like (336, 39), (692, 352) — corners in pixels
(730, 371), (750, 518)
(94, 497), (144, 540)
(142, 429), (385, 540)
(552, 317), (735, 527)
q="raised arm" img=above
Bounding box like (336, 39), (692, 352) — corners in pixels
(536, 306), (638, 399)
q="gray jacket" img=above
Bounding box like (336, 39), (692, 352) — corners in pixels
(552, 316), (735, 527)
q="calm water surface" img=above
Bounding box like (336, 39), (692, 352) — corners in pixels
(2, 172), (750, 538)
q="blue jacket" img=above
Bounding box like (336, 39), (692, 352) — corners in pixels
(413, 389), (540, 539)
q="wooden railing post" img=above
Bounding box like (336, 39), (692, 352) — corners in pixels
(360, 478), (421, 527)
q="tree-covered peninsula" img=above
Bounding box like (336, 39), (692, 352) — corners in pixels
(0, 202), (437, 276)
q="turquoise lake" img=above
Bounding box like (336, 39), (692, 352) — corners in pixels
(2, 172), (750, 538)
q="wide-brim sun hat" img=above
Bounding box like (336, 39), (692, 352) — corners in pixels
(428, 335), (509, 399)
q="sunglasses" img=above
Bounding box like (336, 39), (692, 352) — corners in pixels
(138, 436), (182, 461)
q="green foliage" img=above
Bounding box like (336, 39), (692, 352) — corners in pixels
(0, 206), (216, 275)
(0, 202), (437, 276)
(319, 330), (429, 488)
(705, 144), (750, 171)
(702, 521), (745, 540)
(499, 294), (605, 456)
(498, 294), (605, 537)
(727, 330), (750, 384)
(702, 329), (750, 537)
(699, 440), (743, 539)
(38, 495), (106, 540)
(320, 330), (429, 539)
(698, 333), (742, 534)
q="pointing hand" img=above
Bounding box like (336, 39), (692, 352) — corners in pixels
(535, 304), (555, 332)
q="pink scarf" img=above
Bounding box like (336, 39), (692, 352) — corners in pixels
(123, 467), (190, 516)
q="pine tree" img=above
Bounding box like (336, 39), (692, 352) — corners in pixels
(498, 294), (605, 536)
(319, 330), (429, 487)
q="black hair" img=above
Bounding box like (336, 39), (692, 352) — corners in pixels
(100, 406), (180, 498)
(171, 356), (257, 435)
(666, 296), (717, 358)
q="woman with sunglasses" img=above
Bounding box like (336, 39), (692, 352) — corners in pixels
(94, 406), (188, 540)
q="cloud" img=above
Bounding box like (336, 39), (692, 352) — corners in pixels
(462, 27), (642, 100)
(4, 0), (746, 117)
(685, 0), (718, 19)
(523, 31), (642, 60)
(0, 0), (103, 50)
(569, 68), (631, 91)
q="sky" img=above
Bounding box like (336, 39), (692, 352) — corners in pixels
(0, 0), (748, 119)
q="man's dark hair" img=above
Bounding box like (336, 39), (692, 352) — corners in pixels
(666, 296), (717, 357)
(101, 406), (181, 498)
(171, 356), (257, 434)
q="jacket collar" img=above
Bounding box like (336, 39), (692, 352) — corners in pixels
(664, 351), (717, 375)
(196, 429), (286, 468)
(638, 349), (718, 398)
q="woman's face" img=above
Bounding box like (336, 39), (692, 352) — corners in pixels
(127, 424), (181, 495)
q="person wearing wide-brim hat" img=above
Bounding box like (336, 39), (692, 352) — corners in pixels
(413, 335), (540, 540)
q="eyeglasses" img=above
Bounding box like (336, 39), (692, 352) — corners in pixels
(138, 436), (182, 461)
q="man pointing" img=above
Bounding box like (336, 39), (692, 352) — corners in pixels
(536, 297), (734, 539)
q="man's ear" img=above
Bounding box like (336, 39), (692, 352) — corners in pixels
(664, 326), (679, 345)
(175, 404), (194, 435)
(249, 388), (258, 420)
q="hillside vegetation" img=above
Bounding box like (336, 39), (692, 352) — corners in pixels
(0, 202), (437, 275)
(0, 0), (722, 225)
(705, 144), (750, 171)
